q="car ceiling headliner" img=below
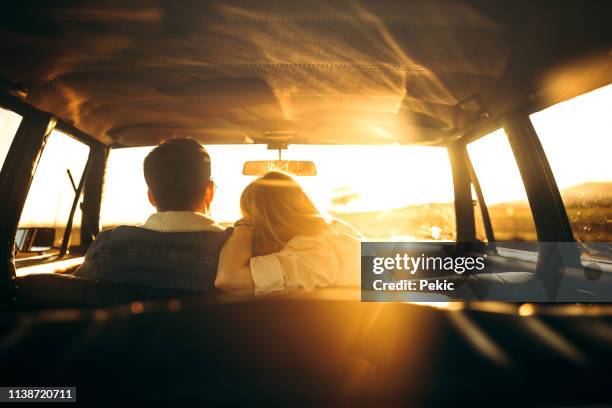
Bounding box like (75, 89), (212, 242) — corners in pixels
(0, 0), (611, 147)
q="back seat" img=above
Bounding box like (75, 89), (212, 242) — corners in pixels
(12, 273), (202, 308)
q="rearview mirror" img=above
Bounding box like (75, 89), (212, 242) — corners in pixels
(243, 160), (317, 176)
(15, 227), (55, 253)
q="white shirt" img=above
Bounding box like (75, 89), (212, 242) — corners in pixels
(250, 222), (362, 295)
(141, 211), (224, 233)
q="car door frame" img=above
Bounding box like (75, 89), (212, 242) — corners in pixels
(447, 105), (582, 283)
(0, 93), (108, 304)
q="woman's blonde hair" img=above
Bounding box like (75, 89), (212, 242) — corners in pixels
(240, 171), (329, 256)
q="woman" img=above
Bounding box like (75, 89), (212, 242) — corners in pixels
(215, 171), (362, 295)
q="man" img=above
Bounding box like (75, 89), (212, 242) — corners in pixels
(75, 138), (231, 291)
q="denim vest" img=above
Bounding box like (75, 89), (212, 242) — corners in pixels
(75, 226), (233, 291)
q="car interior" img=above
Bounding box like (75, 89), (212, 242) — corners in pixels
(0, 0), (611, 405)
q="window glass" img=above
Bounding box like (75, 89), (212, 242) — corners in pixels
(530, 84), (612, 262)
(101, 145), (456, 241)
(471, 184), (488, 242)
(18, 130), (90, 249)
(0, 107), (22, 169)
(467, 129), (537, 242)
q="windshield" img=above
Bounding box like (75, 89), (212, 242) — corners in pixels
(101, 145), (456, 241)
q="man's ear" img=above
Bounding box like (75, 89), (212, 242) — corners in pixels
(204, 180), (215, 206)
(147, 189), (157, 209)
(201, 180), (215, 212)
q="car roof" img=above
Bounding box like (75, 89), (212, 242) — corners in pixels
(0, 0), (610, 147)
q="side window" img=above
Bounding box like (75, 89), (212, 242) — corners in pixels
(17, 130), (90, 257)
(467, 129), (537, 243)
(530, 84), (612, 262)
(0, 107), (22, 169)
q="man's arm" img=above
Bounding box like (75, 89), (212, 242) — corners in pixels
(215, 226), (255, 293)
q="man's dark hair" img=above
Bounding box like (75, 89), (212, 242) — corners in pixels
(144, 138), (211, 211)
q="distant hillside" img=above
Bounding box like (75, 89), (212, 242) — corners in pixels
(557, 182), (612, 208)
(330, 182), (611, 241)
(486, 182), (612, 210)
(330, 202), (455, 241)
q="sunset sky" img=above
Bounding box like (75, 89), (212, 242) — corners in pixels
(101, 144), (455, 225)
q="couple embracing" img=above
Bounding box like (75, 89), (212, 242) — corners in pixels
(75, 138), (361, 295)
